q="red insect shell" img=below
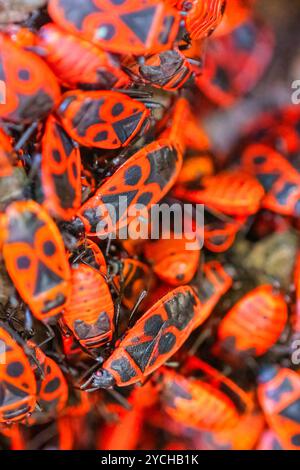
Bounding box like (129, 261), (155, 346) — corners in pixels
(241, 143), (300, 217)
(0, 323), (36, 423)
(195, 18), (274, 107)
(173, 170), (265, 216)
(63, 263), (114, 350)
(77, 138), (183, 236)
(84, 285), (206, 388)
(204, 215), (246, 253)
(41, 114), (82, 220)
(160, 367), (240, 432)
(196, 260), (233, 325)
(0, 34), (60, 123)
(216, 285), (288, 358)
(38, 23), (129, 90)
(258, 367), (300, 450)
(143, 231), (201, 286)
(57, 90), (150, 149)
(48, 0), (181, 55)
(1, 200), (71, 320)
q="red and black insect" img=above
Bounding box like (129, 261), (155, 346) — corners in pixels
(37, 114), (82, 221)
(1, 200), (71, 321)
(81, 261), (232, 390)
(75, 138), (183, 237)
(204, 214), (246, 253)
(173, 170), (265, 216)
(63, 263), (114, 351)
(48, 0), (181, 56)
(0, 34), (61, 124)
(195, 18), (274, 106)
(200, 411), (264, 450)
(195, 260), (233, 324)
(258, 366), (300, 450)
(37, 23), (130, 90)
(57, 90), (150, 149)
(81, 285), (205, 389)
(70, 238), (107, 275)
(241, 143), (300, 217)
(160, 356), (253, 432)
(215, 285), (288, 360)
(0, 322), (36, 423)
(124, 48), (194, 92)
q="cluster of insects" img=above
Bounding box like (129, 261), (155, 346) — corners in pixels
(0, 0), (299, 451)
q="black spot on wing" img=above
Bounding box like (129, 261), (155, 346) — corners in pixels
(74, 320), (90, 339)
(275, 182), (298, 206)
(125, 165), (142, 186)
(54, 121), (74, 157)
(144, 315), (164, 337)
(6, 361), (24, 378)
(53, 172), (77, 209)
(158, 332), (176, 354)
(72, 98), (105, 138)
(57, 0), (100, 30)
(112, 112), (144, 144)
(33, 261), (63, 296)
(279, 398), (300, 424)
(121, 7), (157, 44)
(164, 290), (196, 330)
(266, 377), (294, 403)
(126, 340), (156, 372)
(101, 190), (138, 222)
(213, 66), (230, 92)
(7, 210), (45, 245)
(256, 173), (279, 192)
(145, 145), (178, 190)
(291, 434), (300, 447)
(110, 356), (137, 383)
(44, 377), (60, 394)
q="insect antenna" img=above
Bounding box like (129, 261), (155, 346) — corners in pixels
(14, 122), (38, 152)
(128, 290), (148, 328)
(106, 389), (132, 411)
